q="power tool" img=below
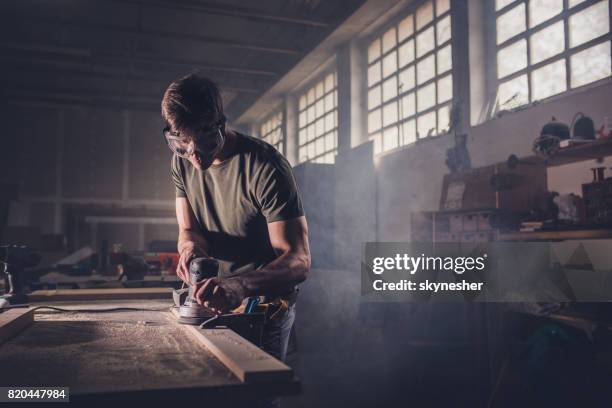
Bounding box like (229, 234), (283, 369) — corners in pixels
(177, 257), (219, 325)
(1, 245), (41, 308)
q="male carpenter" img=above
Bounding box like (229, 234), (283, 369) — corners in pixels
(161, 74), (311, 367)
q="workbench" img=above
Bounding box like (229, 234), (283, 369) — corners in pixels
(0, 295), (300, 405)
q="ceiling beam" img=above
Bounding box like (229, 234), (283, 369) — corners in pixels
(112, 0), (330, 28)
(14, 16), (302, 56)
(0, 41), (278, 77)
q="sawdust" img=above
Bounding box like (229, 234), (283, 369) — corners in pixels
(0, 300), (239, 394)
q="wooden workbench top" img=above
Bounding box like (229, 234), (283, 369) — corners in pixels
(0, 299), (299, 404)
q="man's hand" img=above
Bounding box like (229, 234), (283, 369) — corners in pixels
(194, 277), (247, 314)
(176, 244), (205, 284)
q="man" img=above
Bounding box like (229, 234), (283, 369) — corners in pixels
(161, 73), (310, 365)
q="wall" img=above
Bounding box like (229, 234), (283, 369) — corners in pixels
(0, 103), (176, 253)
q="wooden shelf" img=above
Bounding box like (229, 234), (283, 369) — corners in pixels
(498, 228), (612, 241)
(520, 138), (612, 167)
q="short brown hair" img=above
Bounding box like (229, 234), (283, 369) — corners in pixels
(161, 74), (225, 132)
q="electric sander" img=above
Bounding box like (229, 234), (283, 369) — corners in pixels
(177, 257), (219, 325)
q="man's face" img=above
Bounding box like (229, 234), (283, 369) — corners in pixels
(164, 125), (225, 170)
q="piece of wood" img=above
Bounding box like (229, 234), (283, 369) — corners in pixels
(0, 307), (34, 344)
(28, 287), (173, 302)
(184, 325), (293, 383)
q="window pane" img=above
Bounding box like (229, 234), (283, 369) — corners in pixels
(436, 0), (450, 16)
(368, 62), (381, 85)
(315, 99), (323, 118)
(529, 0), (563, 28)
(315, 118), (324, 137)
(368, 109), (382, 133)
(437, 74), (453, 103)
(383, 126), (399, 151)
(416, 1), (434, 30)
(382, 76), (398, 102)
(382, 51), (398, 78)
(398, 39), (415, 68)
(308, 123), (315, 141)
(436, 15), (452, 45)
(307, 105), (315, 123)
(324, 92), (334, 111)
(399, 66), (415, 92)
(569, 1), (610, 48)
(416, 26), (435, 57)
(401, 119), (417, 145)
(568, 0), (586, 7)
(398, 15), (414, 41)
(400, 92), (416, 119)
(368, 85), (382, 109)
(383, 101), (398, 127)
(325, 132), (335, 151)
(497, 3), (526, 44)
(571, 41), (611, 88)
(417, 54), (436, 84)
(531, 58), (567, 100)
(382, 27), (397, 53)
(315, 81), (324, 99)
(325, 112), (335, 132)
(307, 88), (315, 105)
(497, 39), (527, 78)
(530, 21), (565, 64)
(417, 82), (436, 112)
(496, 0), (515, 11)
(325, 73), (335, 92)
(299, 95), (306, 110)
(497, 75), (529, 109)
(417, 111), (437, 138)
(437, 44), (452, 74)
(368, 39), (381, 63)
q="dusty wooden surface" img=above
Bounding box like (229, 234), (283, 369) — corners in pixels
(0, 300), (240, 394)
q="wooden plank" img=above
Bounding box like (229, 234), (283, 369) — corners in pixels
(184, 325), (293, 383)
(28, 287), (173, 302)
(0, 308), (34, 344)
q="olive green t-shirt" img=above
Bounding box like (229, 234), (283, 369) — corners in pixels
(171, 133), (304, 278)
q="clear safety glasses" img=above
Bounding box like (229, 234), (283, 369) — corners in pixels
(162, 126), (224, 159)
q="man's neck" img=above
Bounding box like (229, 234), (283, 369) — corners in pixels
(212, 129), (237, 165)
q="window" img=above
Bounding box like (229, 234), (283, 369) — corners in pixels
(297, 72), (338, 164)
(367, 0), (453, 156)
(259, 111), (284, 154)
(495, 0), (611, 111)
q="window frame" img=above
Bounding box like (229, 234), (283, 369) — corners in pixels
(489, 0), (612, 112)
(364, 0), (456, 156)
(258, 110), (285, 156)
(296, 69), (339, 164)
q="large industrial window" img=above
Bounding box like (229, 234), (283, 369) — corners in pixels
(259, 111), (284, 155)
(367, 0), (453, 156)
(494, 0), (611, 111)
(297, 72), (338, 164)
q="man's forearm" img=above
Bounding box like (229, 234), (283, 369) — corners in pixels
(236, 251), (310, 297)
(177, 228), (208, 255)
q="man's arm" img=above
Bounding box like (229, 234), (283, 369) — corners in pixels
(176, 197), (208, 283)
(195, 216), (311, 313)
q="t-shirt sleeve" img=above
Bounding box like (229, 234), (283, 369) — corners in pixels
(170, 155), (187, 198)
(255, 155), (305, 223)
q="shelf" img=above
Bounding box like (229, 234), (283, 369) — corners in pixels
(498, 228), (612, 241)
(521, 138), (612, 167)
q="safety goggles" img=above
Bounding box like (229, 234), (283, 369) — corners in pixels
(162, 125), (224, 159)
